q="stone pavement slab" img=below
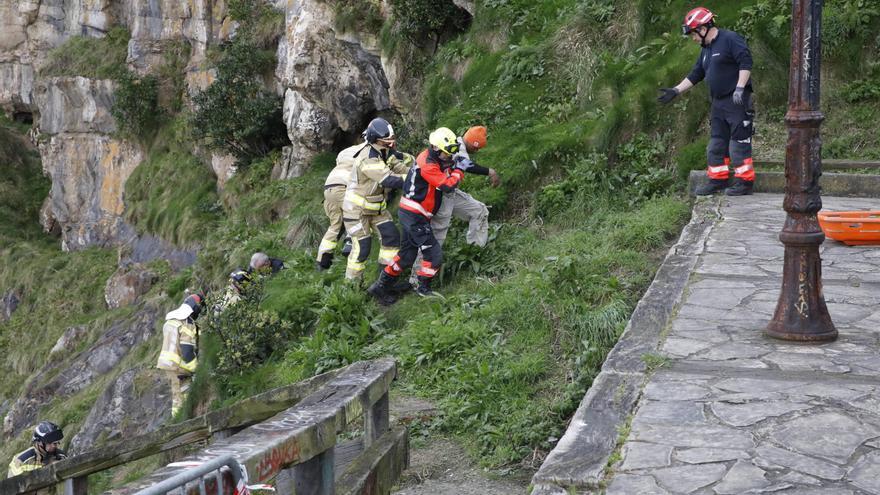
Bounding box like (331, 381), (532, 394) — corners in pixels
(605, 194), (880, 495)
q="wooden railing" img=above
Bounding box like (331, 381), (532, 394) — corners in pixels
(1, 359), (406, 495)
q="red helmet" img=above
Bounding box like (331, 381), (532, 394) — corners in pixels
(682, 7), (715, 35)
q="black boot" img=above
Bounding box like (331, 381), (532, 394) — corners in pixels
(416, 276), (438, 297)
(315, 253), (333, 271)
(367, 272), (399, 306)
(725, 178), (754, 196)
(694, 178), (729, 196)
(390, 278), (414, 294)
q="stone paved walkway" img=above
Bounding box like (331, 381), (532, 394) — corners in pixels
(606, 194), (880, 495)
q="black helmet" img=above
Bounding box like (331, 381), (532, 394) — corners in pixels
(184, 292), (204, 320)
(362, 118), (395, 144)
(33, 421), (63, 444)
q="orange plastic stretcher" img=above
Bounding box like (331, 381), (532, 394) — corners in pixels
(818, 210), (880, 246)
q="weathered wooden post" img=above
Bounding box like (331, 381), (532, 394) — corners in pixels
(291, 448), (335, 495)
(766, 0), (837, 341)
(63, 476), (88, 495)
(364, 392), (390, 448)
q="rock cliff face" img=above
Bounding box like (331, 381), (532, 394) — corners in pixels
(69, 366), (170, 454)
(2, 307), (159, 438)
(33, 76), (144, 249)
(274, 0), (392, 179)
(0, 0), (421, 244)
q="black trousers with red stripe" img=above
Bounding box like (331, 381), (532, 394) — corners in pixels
(707, 93), (755, 181)
(386, 209), (443, 278)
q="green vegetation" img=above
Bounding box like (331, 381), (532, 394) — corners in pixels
(191, 0), (288, 163)
(112, 40), (190, 141)
(124, 117), (221, 245)
(40, 28), (130, 79)
(3, 0), (880, 484)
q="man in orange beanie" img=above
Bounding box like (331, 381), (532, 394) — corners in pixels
(432, 125), (499, 247)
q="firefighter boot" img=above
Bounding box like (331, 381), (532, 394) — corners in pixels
(725, 178), (754, 196)
(694, 178), (729, 196)
(316, 253), (333, 271)
(390, 278), (414, 294)
(416, 276), (438, 297)
(367, 272), (399, 306)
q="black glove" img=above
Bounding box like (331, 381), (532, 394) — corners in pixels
(657, 88), (679, 104)
(732, 86), (746, 106)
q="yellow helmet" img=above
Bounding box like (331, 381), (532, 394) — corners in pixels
(428, 127), (460, 155)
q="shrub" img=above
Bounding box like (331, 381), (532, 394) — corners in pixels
(497, 45), (546, 86)
(202, 277), (296, 378)
(190, 40), (288, 163)
(388, 0), (467, 51)
(112, 72), (161, 140)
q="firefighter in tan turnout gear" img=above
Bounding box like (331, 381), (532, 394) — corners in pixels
(7, 421), (67, 479)
(342, 118), (414, 280)
(316, 143), (362, 271)
(156, 293), (204, 416)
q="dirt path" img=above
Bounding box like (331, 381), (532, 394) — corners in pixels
(393, 437), (530, 495)
(390, 395), (531, 495)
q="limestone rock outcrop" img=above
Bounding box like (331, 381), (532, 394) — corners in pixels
(104, 263), (158, 308)
(38, 132), (144, 250)
(49, 325), (91, 357)
(3, 307), (158, 437)
(69, 367), (169, 454)
(0, 289), (20, 322)
(275, 0), (391, 178)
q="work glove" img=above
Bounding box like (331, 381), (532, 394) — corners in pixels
(454, 156), (475, 172)
(657, 87), (679, 104)
(732, 86), (746, 106)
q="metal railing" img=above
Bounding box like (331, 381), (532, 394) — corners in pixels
(131, 456), (244, 495)
(1, 359), (407, 495)
(111, 358), (405, 495)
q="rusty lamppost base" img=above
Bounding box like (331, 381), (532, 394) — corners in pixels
(766, 232), (837, 342)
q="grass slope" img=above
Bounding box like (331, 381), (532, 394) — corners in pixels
(1, 0), (879, 481)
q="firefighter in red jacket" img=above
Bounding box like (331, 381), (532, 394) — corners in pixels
(367, 127), (467, 304)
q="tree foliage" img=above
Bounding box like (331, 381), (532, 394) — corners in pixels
(388, 0), (467, 51)
(190, 41), (288, 163)
(202, 277), (296, 378)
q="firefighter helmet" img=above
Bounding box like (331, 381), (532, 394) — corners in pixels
(682, 7), (715, 35)
(33, 421), (63, 445)
(429, 127), (459, 155)
(363, 118), (395, 144)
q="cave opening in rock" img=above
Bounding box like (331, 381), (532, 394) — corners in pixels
(13, 112), (33, 125)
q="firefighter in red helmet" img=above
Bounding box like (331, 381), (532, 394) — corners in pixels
(658, 7), (756, 196)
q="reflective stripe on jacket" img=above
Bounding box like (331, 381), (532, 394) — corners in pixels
(8, 447), (65, 478)
(156, 319), (198, 374)
(400, 149), (464, 218)
(344, 145), (412, 215)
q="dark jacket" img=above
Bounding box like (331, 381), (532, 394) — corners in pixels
(687, 29), (753, 99)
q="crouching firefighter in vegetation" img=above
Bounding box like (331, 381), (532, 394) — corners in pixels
(343, 117), (414, 280)
(368, 128), (466, 304)
(658, 6), (755, 196)
(316, 143), (362, 270)
(7, 421), (66, 479)
(156, 293), (204, 416)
